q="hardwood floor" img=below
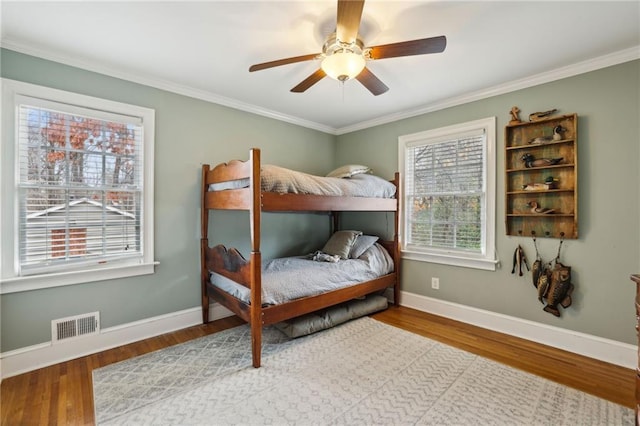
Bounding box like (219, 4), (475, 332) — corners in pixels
(1, 306), (634, 425)
(372, 307), (635, 410)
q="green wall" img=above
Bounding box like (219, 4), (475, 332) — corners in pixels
(337, 60), (640, 344)
(0, 49), (335, 351)
(1, 48), (638, 353)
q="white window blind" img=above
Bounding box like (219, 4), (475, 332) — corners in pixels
(399, 117), (496, 271)
(16, 95), (144, 275)
(404, 129), (485, 253)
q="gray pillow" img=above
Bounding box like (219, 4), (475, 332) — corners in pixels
(322, 230), (362, 259)
(349, 235), (379, 259)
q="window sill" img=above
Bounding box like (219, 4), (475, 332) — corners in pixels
(0, 261), (159, 294)
(401, 250), (497, 271)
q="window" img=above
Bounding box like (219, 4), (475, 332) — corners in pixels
(1, 79), (156, 293)
(398, 117), (496, 270)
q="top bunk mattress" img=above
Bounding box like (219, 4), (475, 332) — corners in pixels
(209, 164), (396, 199)
(209, 242), (394, 306)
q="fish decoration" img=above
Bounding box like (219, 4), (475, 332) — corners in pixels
(526, 233), (576, 317)
(511, 245), (529, 276)
(531, 234), (542, 288)
(543, 262), (574, 317)
(537, 268), (551, 303)
(531, 259), (542, 288)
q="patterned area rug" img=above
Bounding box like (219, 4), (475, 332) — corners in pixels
(94, 317), (633, 425)
(93, 324), (299, 423)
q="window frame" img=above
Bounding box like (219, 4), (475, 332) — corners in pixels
(1, 78), (156, 294)
(398, 117), (497, 271)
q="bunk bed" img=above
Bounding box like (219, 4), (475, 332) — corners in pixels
(200, 148), (400, 367)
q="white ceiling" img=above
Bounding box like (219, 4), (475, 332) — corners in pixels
(2, 1), (639, 134)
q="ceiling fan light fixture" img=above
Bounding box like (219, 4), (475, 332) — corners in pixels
(248, 1), (447, 95)
(321, 51), (366, 81)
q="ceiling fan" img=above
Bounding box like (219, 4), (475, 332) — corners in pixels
(248, 0), (446, 96)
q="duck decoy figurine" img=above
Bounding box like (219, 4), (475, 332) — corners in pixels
(521, 153), (563, 168)
(528, 201), (555, 214)
(529, 125), (566, 144)
(522, 183), (547, 191)
(552, 125), (566, 141)
(529, 109), (557, 121)
(522, 176), (558, 191)
(544, 176), (559, 186)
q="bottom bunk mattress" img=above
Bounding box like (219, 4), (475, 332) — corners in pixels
(209, 243), (394, 306)
(275, 294), (389, 338)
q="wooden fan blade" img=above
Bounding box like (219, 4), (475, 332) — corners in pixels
(367, 36), (447, 60)
(291, 69), (327, 93)
(249, 53), (319, 72)
(355, 67), (389, 96)
(337, 0), (365, 44)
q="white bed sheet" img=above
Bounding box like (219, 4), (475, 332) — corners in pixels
(209, 165), (396, 198)
(209, 243), (394, 306)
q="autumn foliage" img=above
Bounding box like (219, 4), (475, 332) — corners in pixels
(31, 110), (138, 207)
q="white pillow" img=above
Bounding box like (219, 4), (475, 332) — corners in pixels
(326, 164), (371, 179)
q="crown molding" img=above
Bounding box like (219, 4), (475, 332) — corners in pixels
(335, 46), (639, 135)
(0, 39), (337, 135)
(2, 39), (638, 137)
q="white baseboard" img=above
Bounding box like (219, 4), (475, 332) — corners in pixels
(400, 291), (636, 369)
(2, 294), (633, 379)
(0, 303), (234, 379)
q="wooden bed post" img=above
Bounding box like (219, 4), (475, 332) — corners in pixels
(331, 212), (340, 234)
(201, 164), (211, 323)
(249, 148), (263, 368)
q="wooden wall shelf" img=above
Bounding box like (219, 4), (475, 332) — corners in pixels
(504, 113), (578, 239)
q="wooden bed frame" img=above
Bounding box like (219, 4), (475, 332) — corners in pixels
(200, 148), (400, 367)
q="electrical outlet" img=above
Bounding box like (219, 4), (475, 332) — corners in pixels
(431, 277), (440, 290)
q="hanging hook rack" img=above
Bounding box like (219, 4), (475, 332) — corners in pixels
(522, 229), (568, 239)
